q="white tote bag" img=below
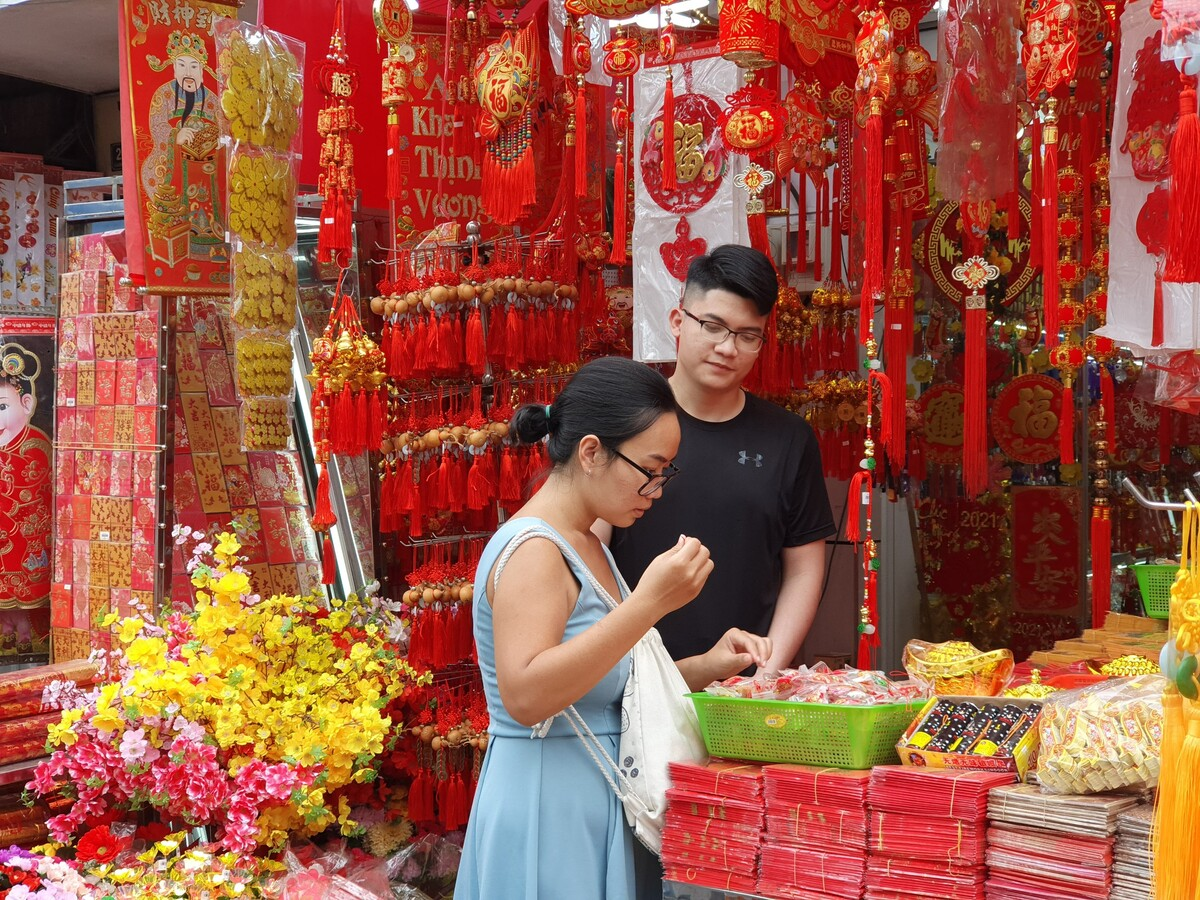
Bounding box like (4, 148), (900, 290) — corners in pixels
(494, 525), (707, 855)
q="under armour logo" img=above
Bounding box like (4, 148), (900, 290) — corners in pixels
(738, 451), (763, 467)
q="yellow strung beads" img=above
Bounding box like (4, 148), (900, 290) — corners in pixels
(218, 28), (303, 151)
(242, 397), (291, 450)
(232, 246), (297, 332)
(1100, 655), (1160, 677)
(235, 337), (293, 397)
(228, 152), (297, 250)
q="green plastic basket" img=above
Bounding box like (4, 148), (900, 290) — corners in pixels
(1134, 563), (1176, 619)
(687, 693), (923, 769)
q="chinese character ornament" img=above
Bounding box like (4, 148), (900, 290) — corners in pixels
(315, 0), (361, 267)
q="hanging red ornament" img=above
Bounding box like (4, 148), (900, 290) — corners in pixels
(315, 0), (361, 267)
(855, 7), (896, 345)
(952, 253), (1000, 498)
(659, 16), (678, 192)
(475, 20), (540, 225)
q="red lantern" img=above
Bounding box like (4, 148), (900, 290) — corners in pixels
(573, 0), (655, 17)
(718, 82), (785, 155)
(718, 0), (780, 68)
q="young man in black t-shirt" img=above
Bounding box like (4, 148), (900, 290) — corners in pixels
(606, 245), (836, 672)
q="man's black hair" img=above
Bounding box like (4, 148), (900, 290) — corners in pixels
(683, 244), (778, 316)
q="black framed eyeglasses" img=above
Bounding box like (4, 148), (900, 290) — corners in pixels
(608, 448), (680, 497)
(681, 309), (766, 353)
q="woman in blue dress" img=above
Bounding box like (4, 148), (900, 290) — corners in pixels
(456, 357), (772, 900)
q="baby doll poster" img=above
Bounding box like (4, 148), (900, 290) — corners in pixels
(0, 318), (54, 667)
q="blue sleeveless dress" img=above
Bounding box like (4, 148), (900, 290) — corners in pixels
(456, 517), (660, 900)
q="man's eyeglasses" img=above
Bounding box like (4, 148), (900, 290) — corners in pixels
(681, 309), (766, 353)
(608, 448), (680, 497)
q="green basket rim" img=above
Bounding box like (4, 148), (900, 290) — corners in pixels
(686, 692), (924, 712)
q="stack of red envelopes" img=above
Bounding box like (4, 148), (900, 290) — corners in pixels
(864, 766), (1016, 900)
(756, 764), (872, 899)
(984, 784), (1140, 900)
(662, 760), (765, 893)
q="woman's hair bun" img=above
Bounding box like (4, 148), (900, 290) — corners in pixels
(511, 403), (552, 445)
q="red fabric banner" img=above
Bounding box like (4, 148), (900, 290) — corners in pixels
(1011, 486), (1082, 614)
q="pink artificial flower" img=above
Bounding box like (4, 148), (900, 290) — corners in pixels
(119, 727), (150, 765)
(262, 763), (298, 801)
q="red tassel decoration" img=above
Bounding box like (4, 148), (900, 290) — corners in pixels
(575, 77), (588, 198)
(466, 307), (486, 375)
(1090, 503), (1112, 628)
(1042, 105), (1060, 349)
(829, 188), (842, 283)
(963, 291), (988, 497)
(662, 70), (677, 192)
(312, 465), (337, 532)
(387, 110), (403, 201)
(369, 388), (385, 452)
(1165, 77), (1200, 283)
(322, 533), (336, 586)
(869, 368), (895, 458)
(1030, 119), (1043, 268)
(611, 140), (629, 265)
(798, 180), (808, 273)
(861, 105), (884, 345)
(1060, 378), (1075, 465)
(1100, 365), (1116, 458)
(354, 389), (369, 455)
(846, 470), (870, 544)
(1153, 265), (1165, 347)
(813, 177), (824, 283)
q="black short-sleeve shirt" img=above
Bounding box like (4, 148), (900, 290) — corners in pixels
(610, 393), (836, 661)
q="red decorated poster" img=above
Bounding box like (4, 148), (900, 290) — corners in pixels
(0, 318), (54, 666)
(1011, 486), (1082, 614)
(915, 495), (1009, 597)
(387, 30), (486, 233)
(119, 0), (238, 295)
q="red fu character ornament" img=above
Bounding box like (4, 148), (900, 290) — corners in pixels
(604, 28), (639, 265)
(952, 253), (999, 498)
(734, 163), (776, 263)
(315, 0), (361, 267)
(475, 21), (540, 225)
(720, 72), (785, 262)
(855, 5), (897, 344)
(376, 0), (413, 203)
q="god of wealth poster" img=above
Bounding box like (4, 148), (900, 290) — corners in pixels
(119, 0), (239, 295)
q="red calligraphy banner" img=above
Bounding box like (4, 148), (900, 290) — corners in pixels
(1011, 486), (1082, 614)
(387, 31), (485, 235)
(119, 0), (238, 295)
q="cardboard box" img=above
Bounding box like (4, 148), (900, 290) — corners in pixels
(896, 695), (1044, 783)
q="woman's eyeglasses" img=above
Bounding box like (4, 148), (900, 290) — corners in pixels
(681, 309), (766, 353)
(608, 448), (680, 497)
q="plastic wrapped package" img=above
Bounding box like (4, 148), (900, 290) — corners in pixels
(903, 639), (1015, 696)
(278, 841), (393, 899)
(241, 396), (294, 451)
(384, 833), (462, 899)
(1147, 350), (1200, 413)
(217, 20), (305, 155)
(234, 334), (294, 399)
(231, 241), (298, 333)
(227, 145), (298, 251)
(1036, 674), (1167, 794)
(935, 0), (1018, 204)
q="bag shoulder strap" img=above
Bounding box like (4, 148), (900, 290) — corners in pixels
(493, 521), (621, 612)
